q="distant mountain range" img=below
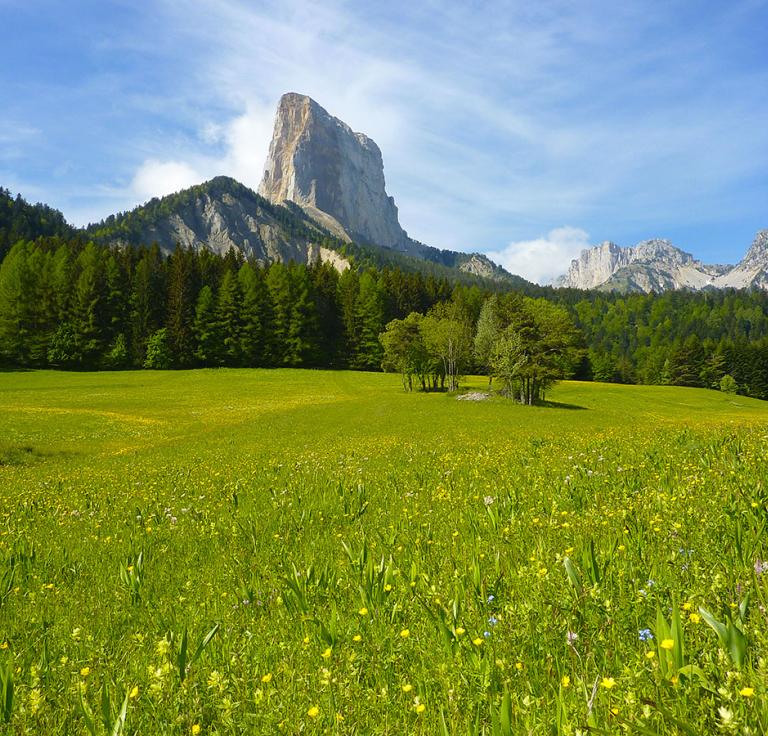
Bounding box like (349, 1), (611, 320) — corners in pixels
(3, 91), (766, 294)
(556, 232), (768, 292)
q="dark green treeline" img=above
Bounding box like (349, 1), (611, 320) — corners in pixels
(1, 236), (768, 400)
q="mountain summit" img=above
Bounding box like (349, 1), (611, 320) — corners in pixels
(259, 93), (411, 252)
(557, 233), (768, 292)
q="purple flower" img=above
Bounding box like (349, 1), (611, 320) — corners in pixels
(638, 628), (653, 641)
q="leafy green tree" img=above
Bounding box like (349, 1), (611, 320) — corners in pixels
(47, 322), (82, 368)
(103, 333), (129, 369)
(144, 328), (172, 369)
(489, 297), (581, 404)
(421, 302), (473, 392)
(474, 294), (501, 385)
(380, 312), (430, 391)
(720, 374), (738, 394)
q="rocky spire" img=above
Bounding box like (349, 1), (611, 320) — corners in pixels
(258, 93), (410, 251)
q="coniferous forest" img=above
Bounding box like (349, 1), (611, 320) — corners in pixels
(1, 188), (768, 400)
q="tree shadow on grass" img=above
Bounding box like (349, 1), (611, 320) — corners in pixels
(536, 400), (588, 411)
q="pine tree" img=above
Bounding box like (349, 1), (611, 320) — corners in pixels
(215, 270), (243, 366)
(166, 245), (198, 367)
(238, 264), (267, 367)
(70, 242), (108, 367)
(193, 285), (219, 366)
(266, 263), (293, 366)
(351, 271), (385, 370)
(0, 242), (35, 364)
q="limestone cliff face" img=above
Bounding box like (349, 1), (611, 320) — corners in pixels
(554, 236), (768, 292)
(258, 93), (411, 252)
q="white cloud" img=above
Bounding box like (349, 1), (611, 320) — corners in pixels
(130, 159), (203, 202)
(487, 227), (591, 285)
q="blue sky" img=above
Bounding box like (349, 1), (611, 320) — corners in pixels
(1, 0), (767, 283)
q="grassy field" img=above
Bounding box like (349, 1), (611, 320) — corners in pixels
(1, 369), (768, 734)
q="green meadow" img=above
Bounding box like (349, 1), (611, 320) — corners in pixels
(1, 370), (768, 734)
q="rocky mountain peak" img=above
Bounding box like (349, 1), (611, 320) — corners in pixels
(258, 92), (410, 252)
(742, 230), (768, 269)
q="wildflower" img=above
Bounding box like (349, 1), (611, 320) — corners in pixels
(473, 637), (484, 646)
(400, 629), (410, 639)
(455, 627), (465, 636)
(601, 677), (616, 689)
(755, 560), (768, 576)
(402, 683), (413, 692)
(638, 628), (653, 641)
(415, 703), (426, 714)
(561, 675), (571, 688)
(645, 650), (656, 659)
(660, 639), (674, 650)
(80, 667), (91, 677)
(566, 631), (578, 645)
(129, 685), (139, 699)
(191, 725), (201, 735)
(261, 673), (273, 683)
(487, 594), (495, 603)
(0, 642), (7, 650)
(670, 675), (679, 686)
(308, 705), (320, 718)
(358, 607), (368, 616)
(488, 616), (498, 627)
(353, 634), (362, 642)
(322, 647), (332, 659)
(740, 687), (754, 697)
(515, 662), (523, 671)
(689, 612), (701, 624)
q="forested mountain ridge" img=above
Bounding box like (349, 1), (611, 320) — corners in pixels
(0, 187), (75, 262)
(85, 176), (524, 287)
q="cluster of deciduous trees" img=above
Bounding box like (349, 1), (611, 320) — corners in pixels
(380, 294), (582, 403)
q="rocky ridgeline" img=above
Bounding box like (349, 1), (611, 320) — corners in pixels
(557, 231), (768, 292)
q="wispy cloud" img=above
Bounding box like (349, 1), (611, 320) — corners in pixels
(487, 227), (592, 285)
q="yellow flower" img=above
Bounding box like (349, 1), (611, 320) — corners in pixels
(80, 667), (91, 677)
(261, 673), (273, 683)
(358, 607), (368, 616)
(601, 677), (616, 689)
(455, 627), (465, 636)
(472, 637), (483, 646)
(660, 639), (674, 650)
(191, 725), (201, 735)
(561, 675), (570, 688)
(322, 647), (332, 659)
(129, 685), (139, 699)
(689, 613), (701, 624)
(515, 662), (524, 671)
(307, 705), (320, 718)
(670, 675), (679, 686)
(402, 683), (413, 692)
(415, 703), (426, 714)
(352, 634), (362, 642)
(645, 650), (656, 659)
(682, 602), (692, 611)
(400, 629), (410, 639)
(740, 687), (754, 697)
